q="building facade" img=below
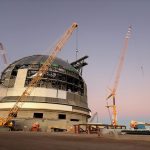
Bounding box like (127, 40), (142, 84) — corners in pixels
(0, 55), (90, 131)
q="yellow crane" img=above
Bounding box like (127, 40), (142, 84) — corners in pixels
(106, 26), (132, 127)
(0, 22), (78, 127)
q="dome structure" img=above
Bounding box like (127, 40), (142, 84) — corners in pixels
(0, 55), (90, 131)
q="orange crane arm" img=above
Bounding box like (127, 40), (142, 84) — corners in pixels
(106, 26), (132, 126)
(2, 22), (78, 125)
(112, 26), (132, 95)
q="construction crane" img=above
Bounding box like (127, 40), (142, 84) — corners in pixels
(106, 26), (132, 127)
(130, 120), (150, 129)
(0, 42), (9, 66)
(88, 112), (98, 123)
(0, 22), (78, 127)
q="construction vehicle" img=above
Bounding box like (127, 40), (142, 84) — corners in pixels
(106, 26), (132, 127)
(130, 120), (150, 129)
(0, 22), (78, 129)
(121, 120), (150, 135)
(31, 122), (40, 131)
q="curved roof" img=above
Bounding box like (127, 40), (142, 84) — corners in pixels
(7, 55), (77, 73)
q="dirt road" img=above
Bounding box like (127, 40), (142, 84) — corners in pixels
(0, 132), (150, 150)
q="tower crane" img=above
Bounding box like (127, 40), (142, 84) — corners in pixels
(88, 112), (98, 123)
(0, 43), (9, 66)
(106, 26), (132, 127)
(0, 22), (78, 127)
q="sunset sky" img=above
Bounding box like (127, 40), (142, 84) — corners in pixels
(0, 0), (150, 126)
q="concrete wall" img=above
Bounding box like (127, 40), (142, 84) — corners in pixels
(0, 69), (90, 131)
(14, 69), (27, 88)
(0, 86), (7, 99)
(0, 102), (72, 112)
(0, 109), (87, 131)
(6, 88), (66, 99)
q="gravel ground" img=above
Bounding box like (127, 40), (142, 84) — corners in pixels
(0, 132), (150, 150)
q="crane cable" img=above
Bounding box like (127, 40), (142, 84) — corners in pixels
(75, 27), (79, 60)
(106, 101), (113, 124)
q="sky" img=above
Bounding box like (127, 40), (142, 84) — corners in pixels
(0, 0), (150, 127)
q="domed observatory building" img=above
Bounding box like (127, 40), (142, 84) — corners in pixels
(0, 55), (90, 131)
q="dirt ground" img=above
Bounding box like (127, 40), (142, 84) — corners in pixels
(0, 132), (150, 150)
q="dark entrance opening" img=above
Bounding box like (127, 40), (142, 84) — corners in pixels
(58, 114), (66, 119)
(33, 113), (43, 118)
(70, 119), (79, 122)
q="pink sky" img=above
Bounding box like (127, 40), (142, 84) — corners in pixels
(0, 0), (150, 126)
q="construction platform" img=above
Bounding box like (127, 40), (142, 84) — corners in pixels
(74, 123), (126, 134)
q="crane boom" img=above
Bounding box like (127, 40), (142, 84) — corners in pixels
(0, 43), (9, 66)
(89, 112), (98, 123)
(1, 22), (78, 125)
(112, 26), (132, 95)
(106, 26), (132, 126)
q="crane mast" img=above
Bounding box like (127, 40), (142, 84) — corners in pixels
(0, 43), (9, 66)
(89, 112), (98, 123)
(106, 26), (132, 127)
(0, 22), (78, 126)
